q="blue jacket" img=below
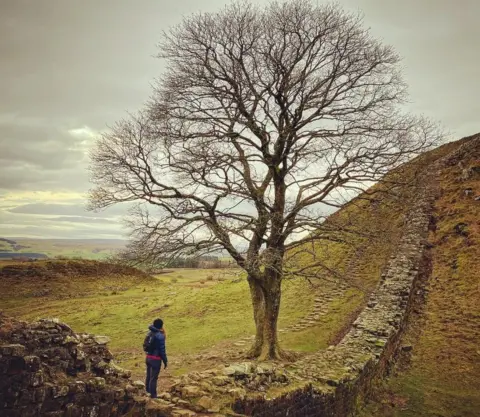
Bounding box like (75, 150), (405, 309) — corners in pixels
(147, 325), (168, 366)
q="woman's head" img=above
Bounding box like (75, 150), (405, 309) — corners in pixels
(153, 318), (163, 329)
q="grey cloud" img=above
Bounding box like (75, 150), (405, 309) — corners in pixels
(7, 202), (132, 218)
(0, 224), (125, 240)
(42, 216), (119, 225)
(0, 124), (84, 169)
(0, 165), (90, 191)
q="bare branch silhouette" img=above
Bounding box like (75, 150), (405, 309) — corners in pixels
(89, 0), (442, 359)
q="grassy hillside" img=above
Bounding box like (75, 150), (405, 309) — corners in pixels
(0, 238), (126, 259)
(359, 136), (480, 416)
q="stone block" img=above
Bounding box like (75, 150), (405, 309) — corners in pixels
(196, 395), (221, 413)
(64, 403), (82, 417)
(28, 370), (44, 387)
(180, 385), (204, 398)
(52, 385), (69, 398)
(132, 380), (145, 389)
(0, 344), (26, 357)
(86, 378), (106, 392)
(145, 399), (175, 416)
(171, 408), (197, 417)
(24, 355), (40, 372)
(93, 336), (110, 345)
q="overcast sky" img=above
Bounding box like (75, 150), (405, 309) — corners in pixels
(1, 0), (479, 239)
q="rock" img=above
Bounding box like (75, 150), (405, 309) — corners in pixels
(87, 377), (105, 391)
(196, 395), (220, 412)
(62, 335), (79, 345)
(73, 381), (86, 393)
(52, 385), (69, 398)
(223, 362), (253, 376)
(228, 387), (247, 400)
(401, 344), (413, 352)
(146, 399), (175, 415)
(76, 349), (86, 360)
(211, 375), (230, 386)
(171, 409), (197, 417)
(133, 380), (146, 389)
(93, 335), (110, 345)
(198, 381), (215, 393)
(158, 392), (172, 401)
(181, 385), (203, 398)
(273, 369), (288, 383)
(40, 318), (60, 325)
(24, 355), (41, 372)
(29, 371), (44, 387)
(0, 344), (26, 357)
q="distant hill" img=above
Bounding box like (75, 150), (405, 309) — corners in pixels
(0, 238), (126, 260)
(0, 252), (48, 259)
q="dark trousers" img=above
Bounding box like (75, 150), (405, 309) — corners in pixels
(145, 357), (161, 398)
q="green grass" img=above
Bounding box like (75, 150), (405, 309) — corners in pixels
(1, 267), (362, 378)
(280, 288), (363, 351)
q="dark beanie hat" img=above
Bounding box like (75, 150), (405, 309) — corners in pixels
(153, 318), (163, 329)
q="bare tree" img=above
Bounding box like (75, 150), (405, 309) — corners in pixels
(89, 0), (441, 360)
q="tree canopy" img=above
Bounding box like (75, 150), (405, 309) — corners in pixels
(89, 0), (441, 359)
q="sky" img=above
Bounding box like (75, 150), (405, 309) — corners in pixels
(1, 0), (479, 239)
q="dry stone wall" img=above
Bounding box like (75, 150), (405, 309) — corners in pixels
(0, 315), (148, 417)
(229, 135), (480, 416)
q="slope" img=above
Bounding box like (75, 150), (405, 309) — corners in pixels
(357, 134), (480, 416)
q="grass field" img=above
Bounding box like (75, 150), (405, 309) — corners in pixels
(0, 266), (364, 380)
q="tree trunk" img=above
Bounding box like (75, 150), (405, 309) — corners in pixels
(246, 276), (266, 358)
(261, 280), (283, 360)
(246, 272), (284, 360)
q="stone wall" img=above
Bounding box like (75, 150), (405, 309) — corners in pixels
(227, 135), (479, 416)
(0, 315), (148, 417)
(230, 175), (436, 417)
